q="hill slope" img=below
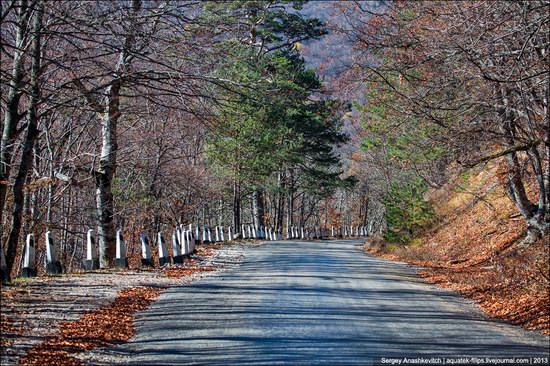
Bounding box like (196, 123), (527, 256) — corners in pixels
(366, 160), (549, 334)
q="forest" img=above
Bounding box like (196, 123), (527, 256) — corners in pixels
(1, 0), (548, 281)
(1, 1), (549, 363)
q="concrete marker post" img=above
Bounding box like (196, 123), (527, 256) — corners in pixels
(115, 230), (128, 268)
(140, 232), (153, 267)
(22, 234), (36, 277)
(228, 226), (233, 241)
(85, 230), (100, 270)
(182, 225), (189, 254)
(157, 232), (170, 266)
(45, 231), (62, 274)
(202, 225), (209, 244)
(188, 230), (195, 254)
(181, 230), (188, 257)
(172, 229), (184, 264)
(188, 224), (196, 253)
(0, 249), (9, 283)
(301, 227), (305, 239)
(207, 226), (213, 243)
(195, 225), (201, 244)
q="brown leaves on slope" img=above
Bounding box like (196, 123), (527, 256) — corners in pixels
(19, 286), (164, 366)
(365, 162), (550, 335)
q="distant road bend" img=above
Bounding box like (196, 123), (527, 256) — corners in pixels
(86, 240), (550, 365)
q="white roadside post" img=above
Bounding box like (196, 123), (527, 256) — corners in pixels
(221, 226), (226, 242)
(181, 230), (188, 257)
(85, 230), (99, 270)
(140, 232), (153, 267)
(0, 249), (8, 282)
(241, 224), (246, 239)
(182, 225), (189, 254)
(228, 226), (233, 241)
(195, 225), (201, 244)
(187, 230), (194, 254)
(305, 228), (309, 240)
(215, 226), (220, 242)
(22, 234), (36, 277)
(301, 227), (305, 239)
(157, 232), (170, 266)
(45, 231), (62, 274)
(331, 226), (335, 238)
(115, 230), (128, 268)
(252, 226), (257, 239)
(247, 225), (252, 240)
(189, 224), (195, 253)
(173, 229), (183, 264)
(202, 225), (209, 244)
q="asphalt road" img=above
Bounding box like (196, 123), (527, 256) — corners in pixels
(86, 240), (550, 365)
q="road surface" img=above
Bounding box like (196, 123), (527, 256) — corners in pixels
(84, 240), (550, 365)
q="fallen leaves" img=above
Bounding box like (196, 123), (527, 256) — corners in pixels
(162, 266), (217, 279)
(4, 243), (234, 365)
(364, 163), (550, 335)
(19, 286), (164, 366)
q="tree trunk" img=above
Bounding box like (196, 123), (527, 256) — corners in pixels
(500, 87), (545, 242)
(232, 179), (241, 231)
(0, 0), (31, 232)
(94, 0), (142, 267)
(252, 190), (264, 228)
(276, 172), (285, 230)
(5, 3), (41, 274)
(96, 82), (120, 268)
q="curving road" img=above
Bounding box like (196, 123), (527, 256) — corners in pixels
(84, 240), (549, 365)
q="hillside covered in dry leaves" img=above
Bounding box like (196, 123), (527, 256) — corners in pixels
(365, 160), (549, 335)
